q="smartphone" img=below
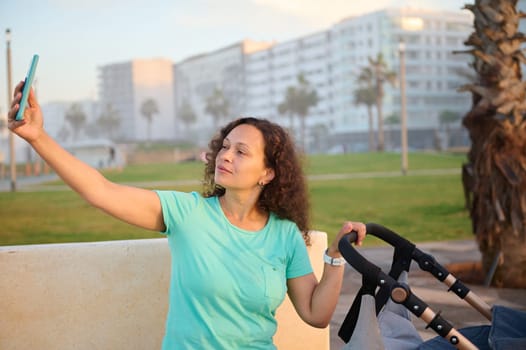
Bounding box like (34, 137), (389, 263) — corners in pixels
(15, 54), (39, 121)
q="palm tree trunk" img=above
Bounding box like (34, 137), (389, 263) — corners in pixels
(376, 96), (384, 151)
(147, 120), (152, 145)
(300, 115), (306, 152)
(367, 106), (375, 151)
(462, 0), (526, 288)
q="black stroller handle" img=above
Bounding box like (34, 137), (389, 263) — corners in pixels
(360, 222), (412, 247)
(339, 231), (480, 350)
(342, 223), (493, 321)
(339, 230), (396, 287)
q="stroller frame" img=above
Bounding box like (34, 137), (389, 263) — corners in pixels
(338, 223), (493, 350)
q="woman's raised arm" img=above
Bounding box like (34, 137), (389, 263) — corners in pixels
(8, 82), (165, 232)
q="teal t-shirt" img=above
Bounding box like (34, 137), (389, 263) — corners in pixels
(155, 191), (313, 349)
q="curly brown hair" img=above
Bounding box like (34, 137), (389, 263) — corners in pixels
(202, 117), (311, 243)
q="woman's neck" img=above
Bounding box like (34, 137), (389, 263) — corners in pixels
(219, 192), (268, 231)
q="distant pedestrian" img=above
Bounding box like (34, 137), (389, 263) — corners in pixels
(108, 146), (115, 168)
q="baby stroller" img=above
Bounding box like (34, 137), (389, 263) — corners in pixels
(337, 223), (526, 350)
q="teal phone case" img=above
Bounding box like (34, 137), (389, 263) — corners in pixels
(15, 54), (39, 121)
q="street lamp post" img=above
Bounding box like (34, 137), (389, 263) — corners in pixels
(399, 40), (408, 175)
(6, 28), (16, 191)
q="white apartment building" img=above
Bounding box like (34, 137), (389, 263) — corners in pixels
(245, 30), (333, 148)
(331, 8), (472, 150)
(245, 7), (473, 152)
(98, 59), (175, 142)
(93, 7), (475, 151)
(173, 40), (274, 146)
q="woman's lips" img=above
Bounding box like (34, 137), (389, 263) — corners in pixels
(216, 165), (232, 174)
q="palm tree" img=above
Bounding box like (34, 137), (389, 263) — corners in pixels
(367, 53), (397, 151)
(384, 113), (400, 150)
(278, 74), (318, 151)
(205, 87), (230, 129)
(354, 67), (377, 151)
(277, 86), (298, 132)
(309, 123), (329, 153)
(98, 104), (121, 140)
(140, 98), (159, 143)
(0, 117), (6, 132)
(65, 103), (86, 140)
(294, 74), (319, 152)
(438, 110), (461, 149)
(57, 125), (71, 142)
(178, 99), (197, 134)
(459, 0), (526, 288)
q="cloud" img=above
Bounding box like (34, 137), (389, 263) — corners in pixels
(250, 0), (394, 26)
(250, 0), (467, 26)
(163, 0), (327, 43)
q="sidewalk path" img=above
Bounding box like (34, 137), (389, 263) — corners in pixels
(0, 174), (59, 192)
(0, 168), (460, 192)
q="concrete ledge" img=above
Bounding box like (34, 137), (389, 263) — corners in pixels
(0, 231), (329, 349)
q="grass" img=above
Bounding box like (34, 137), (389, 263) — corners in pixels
(0, 152), (472, 246)
(305, 151), (465, 174)
(310, 175), (471, 245)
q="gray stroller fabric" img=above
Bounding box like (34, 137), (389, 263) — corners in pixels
(343, 294), (385, 350)
(343, 271), (422, 350)
(378, 295), (423, 350)
(344, 295), (526, 350)
(377, 271), (422, 350)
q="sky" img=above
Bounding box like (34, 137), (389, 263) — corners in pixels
(0, 0), (469, 113)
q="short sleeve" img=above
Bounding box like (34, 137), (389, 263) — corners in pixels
(154, 191), (201, 234)
(286, 226), (313, 279)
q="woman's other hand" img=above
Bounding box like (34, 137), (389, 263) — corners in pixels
(327, 221), (366, 257)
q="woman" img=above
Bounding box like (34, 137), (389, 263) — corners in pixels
(8, 82), (366, 349)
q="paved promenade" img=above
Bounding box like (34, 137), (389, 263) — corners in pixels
(0, 174), (59, 192)
(0, 168), (461, 192)
(330, 240), (526, 349)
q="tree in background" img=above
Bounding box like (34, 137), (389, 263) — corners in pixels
(438, 110), (461, 149)
(98, 103), (121, 140)
(205, 87), (230, 130)
(354, 67), (377, 151)
(384, 113), (400, 150)
(140, 98), (159, 144)
(178, 99), (197, 134)
(278, 74), (318, 151)
(57, 125), (71, 143)
(65, 103), (86, 140)
(277, 86), (298, 132)
(459, 0), (526, 287)
(367, 53), (397, 151)
(309, 123), (329, 153)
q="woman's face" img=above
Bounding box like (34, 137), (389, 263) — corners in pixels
(214, 124), (274, 191)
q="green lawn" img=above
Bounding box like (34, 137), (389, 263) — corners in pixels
(0, 152), (472, 246)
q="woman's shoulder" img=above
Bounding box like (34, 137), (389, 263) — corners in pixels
(156, 190), (207, 205)
(269, 212), (300, 232)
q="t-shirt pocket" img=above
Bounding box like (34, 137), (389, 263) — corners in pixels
(262, 264), (287, 305)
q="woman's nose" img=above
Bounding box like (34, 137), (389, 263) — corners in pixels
(219, 149), (232, 162)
